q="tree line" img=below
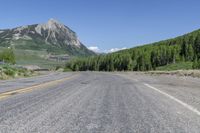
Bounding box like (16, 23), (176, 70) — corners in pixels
(66, 30), (200, 71)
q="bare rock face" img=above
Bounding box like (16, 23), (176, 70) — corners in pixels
(35, 19), (81, 47)
(0, 19), (95, 56)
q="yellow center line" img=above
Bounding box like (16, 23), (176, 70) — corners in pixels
(0, 74), (79, 100)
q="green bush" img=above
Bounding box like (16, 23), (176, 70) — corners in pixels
(0, 65), (33, 79)
(3, 68), (16, 77)
(193, 59), (200, 69)
(0, 48), (16, 64)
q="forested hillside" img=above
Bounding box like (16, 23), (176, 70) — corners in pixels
(66, 29), (200, 71)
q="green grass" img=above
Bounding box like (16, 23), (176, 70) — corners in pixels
(14, 49), (65, 69)
(156, 62), (193, 71)
(13, 39), (67, 54)
(0, 47), (66, 69)
(16, 59), (65, 69)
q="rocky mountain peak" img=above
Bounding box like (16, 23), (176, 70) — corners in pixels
(48, 18), (59, 23)
(46, 18), (64, 30)
(48, 18), (60, 24)
(35, 19), (64, 34)
(0, 19), (95, 56)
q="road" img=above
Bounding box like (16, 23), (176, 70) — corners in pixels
(0, 72), (200, 133)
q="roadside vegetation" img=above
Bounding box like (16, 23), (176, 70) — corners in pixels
(66, 29), (200, 71)
(0, 48), (35, 79)
(156, 62), (193, 71)
(0, 65), (34, 80)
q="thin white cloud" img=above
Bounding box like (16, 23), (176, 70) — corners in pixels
(88, 46), (100, 53)
(106, 47), (127, 53)
(88, 46), (127, 53)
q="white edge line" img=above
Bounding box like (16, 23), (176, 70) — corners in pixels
(144, 83), (200, 116)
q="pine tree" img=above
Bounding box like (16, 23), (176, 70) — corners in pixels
(187, 44), (194, 61)
(180, 40), (188, 60)
(193, 56), (200, 69)
(194, 35), (200, 58)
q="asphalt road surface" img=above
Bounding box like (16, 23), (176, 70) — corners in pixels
(1, 72), (200, 133)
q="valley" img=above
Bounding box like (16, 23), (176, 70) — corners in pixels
(1, 1), (200, 132)
(0, 19), (95, 71)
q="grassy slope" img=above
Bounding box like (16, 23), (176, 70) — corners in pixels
(0, 47), (65, 69)
(13, 39), (67, 55)
(156, 62), (193, 71)
(15, 49), (65, 69)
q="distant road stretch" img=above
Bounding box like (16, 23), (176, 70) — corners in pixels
(1, 72), (200, 133)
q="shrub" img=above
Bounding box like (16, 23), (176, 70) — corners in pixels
(0, 48), (16, 64)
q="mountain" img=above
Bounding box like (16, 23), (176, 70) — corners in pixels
(0, 19), (95, 56)
(66, 28), (200, 71)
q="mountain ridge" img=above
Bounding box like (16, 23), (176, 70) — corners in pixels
(0, 19), (95, 56)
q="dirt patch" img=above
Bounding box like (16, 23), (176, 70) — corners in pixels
(146, 70), (200, 78)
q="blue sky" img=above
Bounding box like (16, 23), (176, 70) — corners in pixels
(0, 0), (200, 52)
